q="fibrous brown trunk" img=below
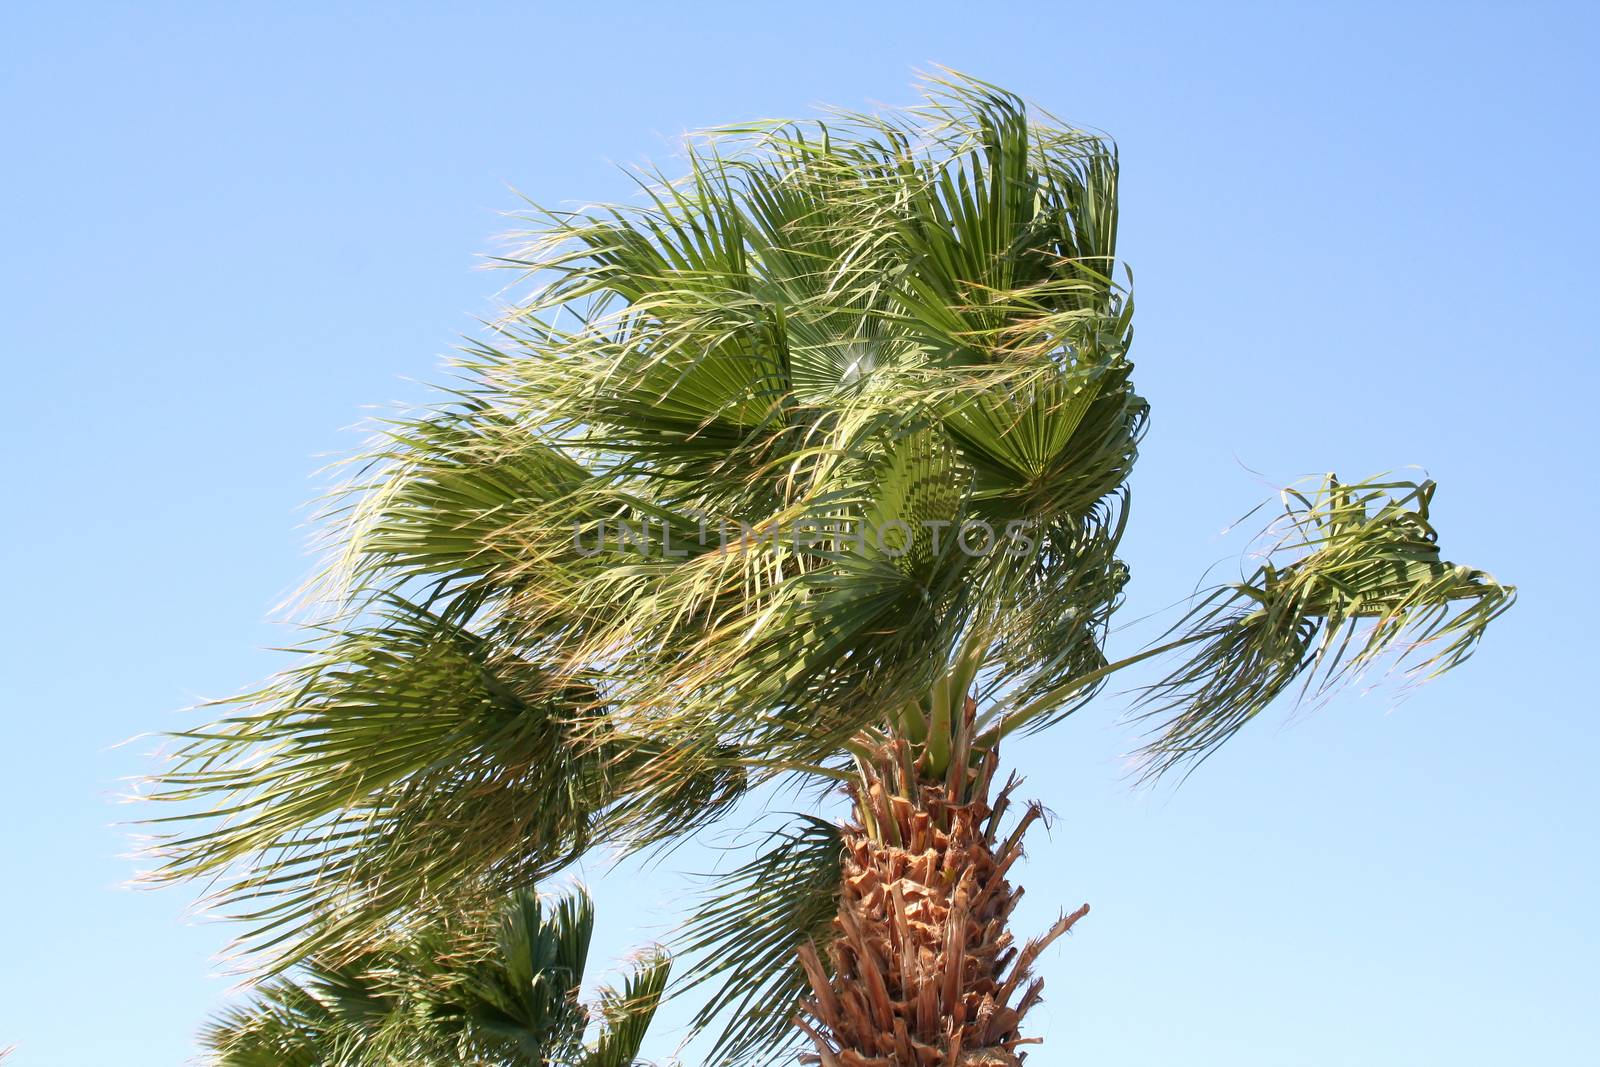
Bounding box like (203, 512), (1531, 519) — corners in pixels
(796, 718), (1088, 1066)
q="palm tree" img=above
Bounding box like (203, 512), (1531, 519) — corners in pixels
(202, 886), (669, 1067)
(146, 72), (1512, 1065)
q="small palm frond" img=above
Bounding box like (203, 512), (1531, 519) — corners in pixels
(1136, 475), (1515, 777)
(454, 888), (594, 1063)
(204, 886), (657, 1067)
(200, 954), (400, 1066)
(676, 817), (843, 1066)
(584, 951), (672, 1067)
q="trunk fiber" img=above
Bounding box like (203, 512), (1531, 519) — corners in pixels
(796, 735), (1088, 1066)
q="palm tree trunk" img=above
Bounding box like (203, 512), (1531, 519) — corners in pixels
(796, 705), (1089, 1066)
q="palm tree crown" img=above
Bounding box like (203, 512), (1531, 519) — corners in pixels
(203, 886), (668, 1066)
(147, 72), (1511, 1065)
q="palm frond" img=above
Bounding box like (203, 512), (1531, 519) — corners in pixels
(203, 886), (660, 1067)
(584, 952), (672, 1067)
(201, 951), (414, 1067)
(321, 402), (593, 616)
(451, 889), (593, 1063)
(1135, 475), (1515, 777)
(144, 597), (612, 967)
(676, 817), (843, 1066)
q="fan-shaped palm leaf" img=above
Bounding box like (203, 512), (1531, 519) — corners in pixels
(203, 887), (667, 1067)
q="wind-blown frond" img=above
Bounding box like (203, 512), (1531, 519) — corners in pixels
(322, 403), (593, 617)
(146, 598), (619, 966)
(677, 817), (843, 1066)
(201, 971), (350, 1066)
(1135, 475), (1515, 777)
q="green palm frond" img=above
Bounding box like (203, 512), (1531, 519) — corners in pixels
(322, 402), (593, 616)
(203, 990), (329, 1067)
(677, 817), (843, 1066)
(204, 886), (664, 1067)
(583, 951), (671, 1067)
(145, 597), (612, 965)
(1134, 475), (1515, 777)
(454, 889), (593, 1063)
(202, 950), (424, 1067)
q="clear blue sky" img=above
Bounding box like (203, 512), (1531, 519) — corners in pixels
(3, 3), (1595, 1063)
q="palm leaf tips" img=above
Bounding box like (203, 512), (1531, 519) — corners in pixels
(678, 817), (844, 1066)
(1135, 474), (1515, 778)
